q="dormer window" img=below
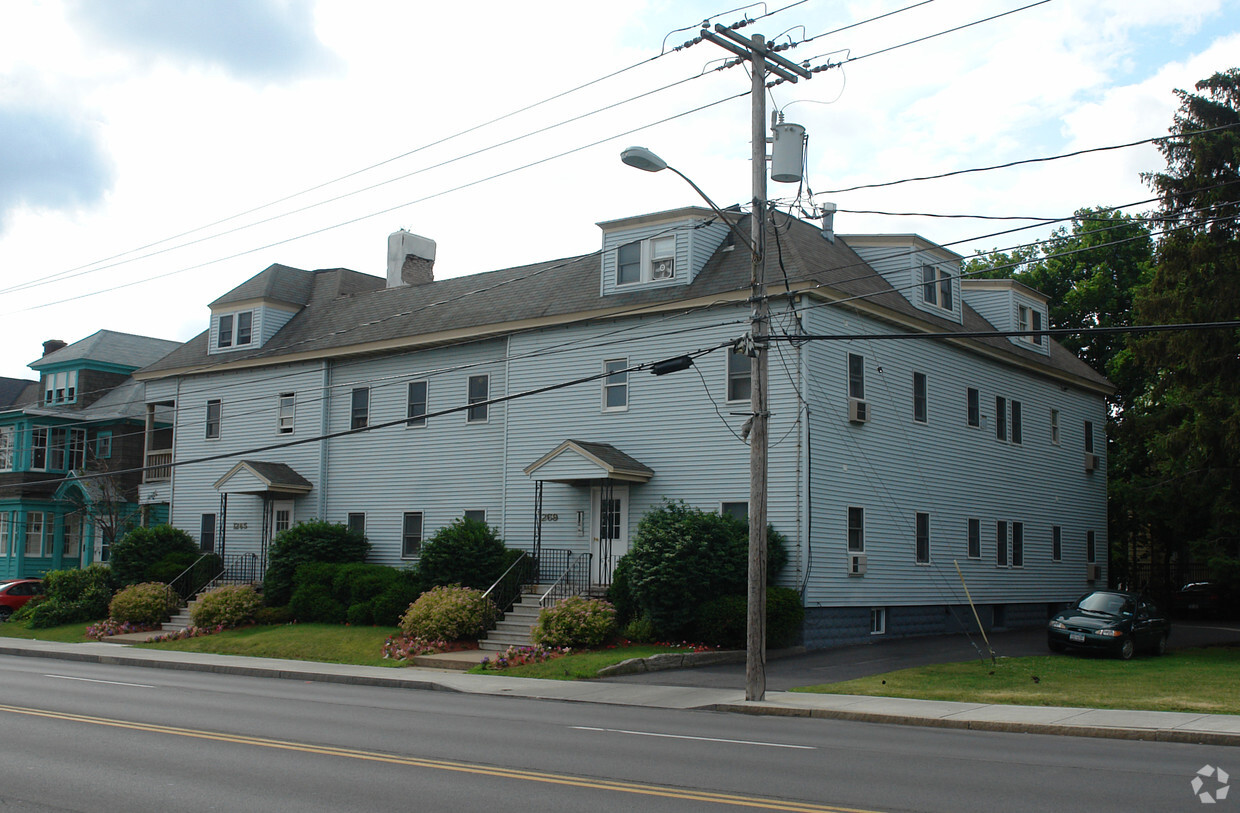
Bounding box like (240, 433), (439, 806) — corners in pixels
(42, 370), (78, 405)
(922, 264), (953, 311)
(616, 235), (677, 286)
(217, 311), (255, 350)
(1018, 305), (1044, 346)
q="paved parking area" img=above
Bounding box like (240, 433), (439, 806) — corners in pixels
(601, 621), (1240, 691)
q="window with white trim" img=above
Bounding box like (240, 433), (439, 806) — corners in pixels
(720, 502), (748, 523)
(1050, 409), (1060, 445)
(915, 512), (930, 563)
(216, 311), (255, 350)
(406, 381), (428, 427)
(996, 520), (1008, 566)
(42, 370), (78, 405)
(31, 427), (48, 469)
(0, 512), (9, 555)
(870, 607), (886, 635)
(347, 513), (366, 536)
(350, 388), (369, 430)
(205, 400), (221, 439)
(847, 353), (865, 399)
(0, 426), (13, 470)
(64, 513), (82, 559)
(995, 396), (1007, 441)
(913, 372), (927, 423)
(200, 513), (217, 553)
(848, 506), (864, 552)
(1018, 305), (1045, 346)
(966, 387), (980, 428)
(25, 512), (45, 557)
(402, 512), (424, 558)
(1012, 521), (1024, 567)
(467, 375), (489, 423)
(967, 518), (981, 559)
(464, 510), (487, 524)
(603, 359), (628, 410)
(1011, 400), (1022, 445)
(921, 264), (953, 310)
(278, 393), (295, 434)
(726, 349), (751, 402)
(616, 235), (676, 285)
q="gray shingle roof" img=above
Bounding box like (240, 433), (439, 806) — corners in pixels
(30, 330), (181, 371)
(0, 377), (35, 409)
(137, 212), (1111, 392)
(209, 263), (319, 308)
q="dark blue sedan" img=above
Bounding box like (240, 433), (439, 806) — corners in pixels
(1047, 590), (1170, 660)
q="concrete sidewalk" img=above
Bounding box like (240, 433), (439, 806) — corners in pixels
(1, 637), (1237, 747)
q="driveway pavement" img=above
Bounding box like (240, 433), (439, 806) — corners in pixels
(601, 620), (1240, 691)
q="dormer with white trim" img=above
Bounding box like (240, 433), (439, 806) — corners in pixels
(597, 207), (731, 296)
(960, 278), (1051, 356)
(208, 264), (315, 355)
(838, 234), (964, 324)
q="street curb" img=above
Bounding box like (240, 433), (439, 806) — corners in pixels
(707, 702), (1240, 747)
(0, 644), (462, 694)
(596, 646), (806, 677)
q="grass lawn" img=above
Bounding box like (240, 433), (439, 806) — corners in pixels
(0, 620), (94, 643)
(138, 624), (404, 668)
(470, 645), (702, 680)
(793, 647), (1240, 715)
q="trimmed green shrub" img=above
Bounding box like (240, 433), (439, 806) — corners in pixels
(145, 550), (206, 584)
(416, 518), (507, 590)
(532, 595), (616, 648)
(191, 585), (262, 628)
(263, 520), (369, 606)
(109, 582), (177, 625)
(288, 583), (346, 624)
(254, 605), (294, 626)
(606, 556), (638, 625)
(399, 585), (495, 641)
(693, 586), (804, 649)
(26, 564), (116, 628)
(286, 562), (421, 626)
(618, 500), (789, 639)
(621, 614), (657, 643)
(109, 525), (199, 587)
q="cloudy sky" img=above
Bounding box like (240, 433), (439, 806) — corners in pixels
(1, 0), (1237, 380)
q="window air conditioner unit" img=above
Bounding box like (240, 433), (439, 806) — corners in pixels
(849, 553), (867, 576)
(1086, 564), (1101, 581)
(848, 398), (870, 424)
(1084, 453), (1099, 472)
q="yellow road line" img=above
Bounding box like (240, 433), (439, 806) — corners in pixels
(0, 703), (883, 812)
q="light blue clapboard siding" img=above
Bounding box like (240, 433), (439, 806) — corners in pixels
(960, 287), (1009, 331)
(321, 339), (508, 567)
(599, 218), (727, 295)
(799, 297), (1106, 609)
(167, 364), (326, 555)
(845, 241), (963, 324)
(258, 305), (298, 346)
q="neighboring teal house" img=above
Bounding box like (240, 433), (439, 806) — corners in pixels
(0, 332), (180, 579)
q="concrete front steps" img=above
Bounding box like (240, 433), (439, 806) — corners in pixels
(479, 588), (551, 652)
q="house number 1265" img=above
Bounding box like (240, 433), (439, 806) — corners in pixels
(233, 522), (248, 530)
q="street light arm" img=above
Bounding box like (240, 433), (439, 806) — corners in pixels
(662, 165), (761, 260)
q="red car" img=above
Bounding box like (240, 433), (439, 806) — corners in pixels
(0, 579), (43, 621)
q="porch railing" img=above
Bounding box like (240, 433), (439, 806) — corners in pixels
(166, 552), (261, 605)
(144, 450), (173, 483)
(540, 552), (592, 608)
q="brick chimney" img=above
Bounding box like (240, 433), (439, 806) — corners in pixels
(42, 339), (67, 357)
(386, 230), (436, 288)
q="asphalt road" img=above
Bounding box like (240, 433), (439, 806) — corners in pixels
(602, 620), (1240, 690)
(0, 653), (1233, 812)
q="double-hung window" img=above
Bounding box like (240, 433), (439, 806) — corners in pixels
(406, 381), (428, 427)
(1050, 409), (1061, 445)
(350, 388), (369, 430)
(1084, 420), (1095, 453)
(205, 400), (221, 439)
(25, 512), (45, 557)
(915, 512), (930, 563)
(0, 513), (8, 555)
(913, 372), (927, 423)
(1010, 400), (1022, 444)
(1052, 526), (1062, 561)
(200, 514), (216, 553)
(967, 518), (981, 559)
(603, 359), (628, 410)
(0, 426), (13, 470)
(995, 396), (1007, 441)
(922, 265), (953, 310)
(95, 431), (112, 460)
(1087, 530), (1096, 563)
(966, 388), (980, 427)
(847, 507), (864, 552)
(236, 311), (253, 345)
(1012, 522), (1024, 567)
(31, 427), (48, 469)
(402, 512), (424, 558)
(278, 393), (295, 434)
(616, 235), (676, 285)
(218, 314), (234, 348)
(847, 353), (865, 400)
(726, 350), (751, 402)
(996, 521), (1008, 566)
(467, 375), (489, 423)
(217, 312), (254, 349)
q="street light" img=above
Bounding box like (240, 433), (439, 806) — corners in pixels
(619, 147), (759, 258)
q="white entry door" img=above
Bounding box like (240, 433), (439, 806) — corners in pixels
(590, 485), (628, 586)
(271, 500), (294, 536)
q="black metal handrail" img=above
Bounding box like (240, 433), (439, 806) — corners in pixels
(540, 552), (592, 608)
(166, 553), (225, 605)
(482, 551), (535, 615)
(535, 548), (572, 586)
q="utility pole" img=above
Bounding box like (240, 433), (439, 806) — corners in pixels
(699, 25), (810, 702)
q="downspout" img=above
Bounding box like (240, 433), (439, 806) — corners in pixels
(318, 360), (330, 520)
(798, 295), (813, 601)
(501, 335), (511, 540)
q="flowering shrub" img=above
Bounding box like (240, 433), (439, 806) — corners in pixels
(532, 595), (616, 648)
(478, 644), (571, 671)
(84, 619), (159, 640)
(147, 624), (227, 643)
(381, 635), (455, 661)
(190, 585), (262, 628)
(399, 585), (495, 641)
(108, 582), (177, 625)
